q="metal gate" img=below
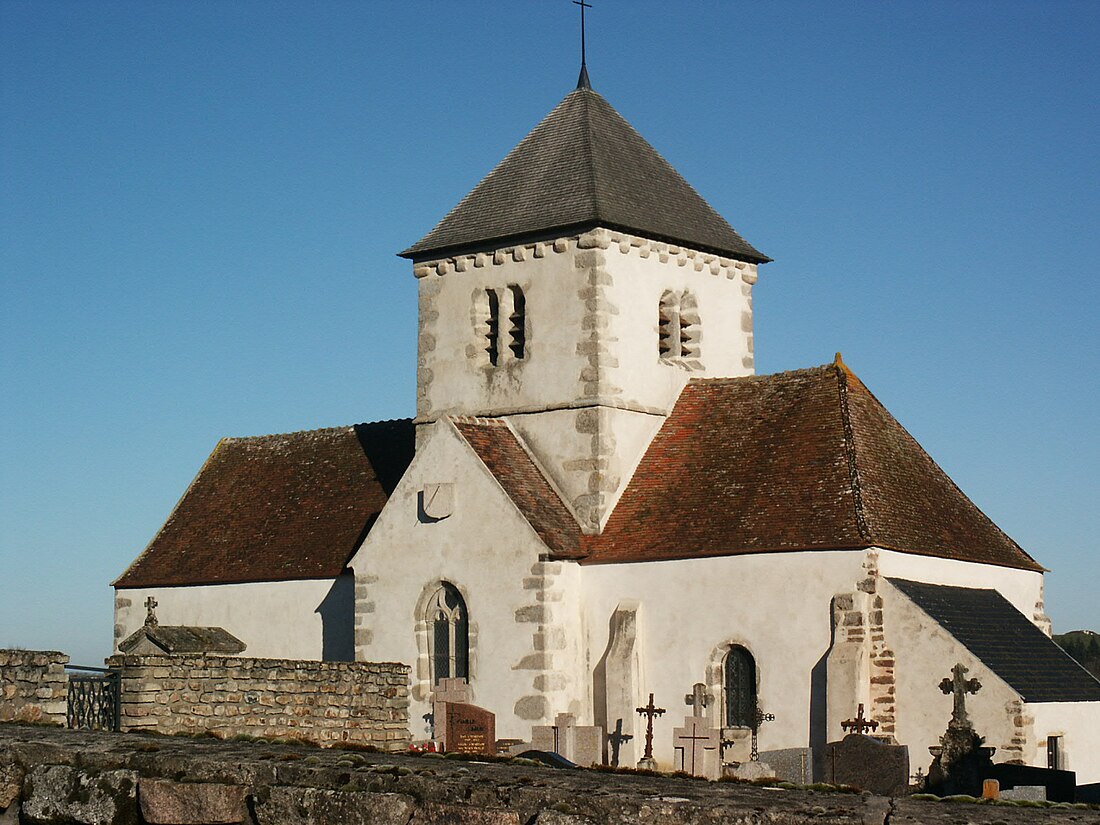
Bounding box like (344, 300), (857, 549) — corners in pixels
(66, 665), (120, 731)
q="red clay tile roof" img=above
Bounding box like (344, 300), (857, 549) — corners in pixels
(452, 419), (585, 559)
(458, 364), (1042, 572)
(114, 420), (415, 588)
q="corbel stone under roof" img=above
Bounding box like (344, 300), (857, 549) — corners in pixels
(889, 578), (1100, 703)
(401, 86), (769, 263)
(456, 361), (1043, 572)
(114, 419), (415, 588)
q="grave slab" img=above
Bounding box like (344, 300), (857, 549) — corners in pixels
(825, 734), (909, 796)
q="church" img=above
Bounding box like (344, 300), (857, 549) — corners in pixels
(112, 66), (1100, 783)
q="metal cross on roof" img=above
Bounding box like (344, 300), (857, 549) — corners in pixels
(572, 0), (593, 89)
(841, 703), (879, 736)
(939, 662), (982, 730)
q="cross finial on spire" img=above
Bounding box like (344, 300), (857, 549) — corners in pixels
(573, 0), (593, 89)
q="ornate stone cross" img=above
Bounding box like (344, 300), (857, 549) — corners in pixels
(674, 717), (720, 777)
(684, 682), (710, 717)
(636, 693), (665, 763)
(841, 703), (879, 735)
(606, 718), (632, 767)
(751, 706), (775, 761)
(939, 663), (981, 729)
(144, 596), (158, 627)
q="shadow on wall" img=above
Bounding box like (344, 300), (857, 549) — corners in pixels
(316, 574), (355, 662)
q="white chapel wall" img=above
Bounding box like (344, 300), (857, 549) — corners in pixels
(349, 420), (576, 742)
(1028, 701), (1100, 785)
(113, 575), (352, 662)
(578, 549), (868, 771)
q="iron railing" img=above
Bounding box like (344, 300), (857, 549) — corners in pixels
(66, 665), (120, 732)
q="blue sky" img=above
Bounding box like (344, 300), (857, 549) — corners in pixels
(1, 1), (1097, 666)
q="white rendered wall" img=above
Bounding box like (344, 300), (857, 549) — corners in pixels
(578, 550), (868, 771)
(876, 550), (1046, 626)
(880, 577), (1031, 776)
(349, 420), (582, 742)
(414, 228), (757, 425)
(1029, 701), (1100, 784)
(113, 576), (352, 662)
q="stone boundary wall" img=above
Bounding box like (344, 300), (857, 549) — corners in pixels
(106, 654), (410, 751)
(0, 650), (68, 725)
(1, 725), (1089, 825)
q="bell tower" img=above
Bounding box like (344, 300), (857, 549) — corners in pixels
(400, 79), (769, 532)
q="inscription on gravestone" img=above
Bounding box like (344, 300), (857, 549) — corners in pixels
(445, 703), (496, 756)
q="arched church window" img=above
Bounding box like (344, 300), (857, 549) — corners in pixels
(427, 583), (469, 685)
(724, 645), (757, 727)
(658, 290), (700, 361)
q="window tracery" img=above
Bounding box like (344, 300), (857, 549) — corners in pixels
(426, 583), (469, 685)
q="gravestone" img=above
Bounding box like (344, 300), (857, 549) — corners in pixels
(826, 734), (910, 796)
(925, 663), (995, 797)
(758, 747), (813, 785)
(445, 703), (496, 756)
(531, 713), (604, 767)
(673, 716), (720, 779)
(430, 677), (470, 746)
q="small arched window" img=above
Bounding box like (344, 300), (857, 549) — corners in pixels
(658, 289), (699, 361)
(427, 583), (469, 685)
(724, 646), (757, 727)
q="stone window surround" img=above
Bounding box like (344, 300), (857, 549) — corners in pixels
(412, 579), (479, 703)
(658, 288), (701, 365)
(705, 638), (761, 731)
(473, 285), (526, 367)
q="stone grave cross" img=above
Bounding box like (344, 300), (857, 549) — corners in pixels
(939, 663), (981, 729)
(673, 717), (720, 778)
(144, 596), (158, 627)
(841, 703), (879, 735)
(684, 682), (710, 717)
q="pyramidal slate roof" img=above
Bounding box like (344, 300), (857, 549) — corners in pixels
(114, 420), (415, 588)
(401, 85), (769, 263)
(889, 578), (1100, 703)
(455, 360), (1042, 571)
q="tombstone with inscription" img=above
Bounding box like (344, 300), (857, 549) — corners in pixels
(825, 734), (910, 796)
(758, 747), (813, 785)
(444, 702), (496, 756)
(671, 684), (721, 779)
(430, 677), (471, 747)
(531, 713), (604, 767)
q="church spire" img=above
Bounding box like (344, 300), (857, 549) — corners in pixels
(573, 0), (593, 89)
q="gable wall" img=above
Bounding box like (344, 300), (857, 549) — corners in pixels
(578, 549), (867, 771)
(879, 577), (1032, 775)
(349, 420), (580, 742)
(113, 575), (353, 662)
(1028, 701), (1100, 784)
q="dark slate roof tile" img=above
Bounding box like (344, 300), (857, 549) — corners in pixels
(114, 420), (415, 588)
(402, 87), (769, 263)
(889, 578), (1100, 703)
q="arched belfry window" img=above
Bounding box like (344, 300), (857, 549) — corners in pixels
(473, 286), (525, 366)
(427, 583), (469, 685)
(658, 289), (700, 362)
(724, 645), (757, 727)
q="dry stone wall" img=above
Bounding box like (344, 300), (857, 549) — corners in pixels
(2, 724), (1093, 825)
(107, 654), (410, 750)
(0, 650), (67, 725)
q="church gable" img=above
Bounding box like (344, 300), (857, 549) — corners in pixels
(115, 420), (414, 588)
